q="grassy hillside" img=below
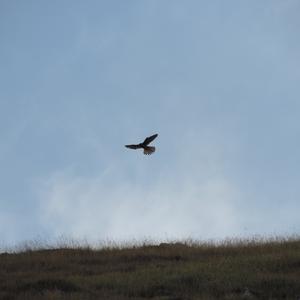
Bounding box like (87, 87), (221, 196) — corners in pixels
(1, 238), (300, 300)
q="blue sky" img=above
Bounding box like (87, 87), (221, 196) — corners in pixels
(1, 1), (300, 246)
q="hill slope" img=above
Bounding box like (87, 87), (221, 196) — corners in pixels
(1, 238), (300, 299)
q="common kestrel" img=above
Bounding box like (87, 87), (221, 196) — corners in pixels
(125, 134), (158, 155)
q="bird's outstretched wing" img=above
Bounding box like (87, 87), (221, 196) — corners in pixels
(125, 144), (140, 150)
(142, 134), (158, 146)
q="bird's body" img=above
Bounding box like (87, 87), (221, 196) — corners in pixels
(125, 134), (158, 155)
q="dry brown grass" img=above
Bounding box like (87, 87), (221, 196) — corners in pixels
(1, 237), (300, 299)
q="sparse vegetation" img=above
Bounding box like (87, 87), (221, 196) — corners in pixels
(1, 237), (300, 299)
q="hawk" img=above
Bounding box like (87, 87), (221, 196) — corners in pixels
(125, 134), (158, 155)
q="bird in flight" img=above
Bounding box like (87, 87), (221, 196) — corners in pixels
(125, 134), (158, 155)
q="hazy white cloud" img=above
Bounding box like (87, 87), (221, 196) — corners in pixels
(36, 139), (243, 243)
(33, 123), (300, 243)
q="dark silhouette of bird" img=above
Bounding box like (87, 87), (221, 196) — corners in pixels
(125, 134), (158, 155)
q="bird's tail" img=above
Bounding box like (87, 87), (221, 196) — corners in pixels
(143, 146), (155, 155)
